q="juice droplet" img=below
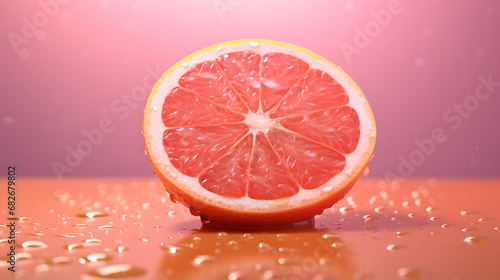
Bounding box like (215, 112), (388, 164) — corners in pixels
(200, 216), (211, 224)
(375, 206), (386, 213)
(463, 236), (490, 245)
(339, 206), (354, 214)
(181, 61), (189, 68)
(49, 256), (71, 265)
(76, 211), (109, 218)
(189, 206), (200, 216)
(395, 232), (411, 238)
(228, 271), (246, 280)
(0, 252), (33, 263)
(80, 253), (113, 263)
(362, 167), (370, 176)
(160, 244), (183, 253)
(397, 267), (428, 279)
(430, 216), (445, 221)
(193, 255), (217, 266)
(167, 210), (177, 216)
(84, 238), (103, 245)
(386, 244), (407, 252)
(21, 241), (48, 249)
(462, 227), (478, 232)
(25, 233), (44, 236)
(54, 233), (85, 238)
(34, 264), (50, 273)
(478, 217), (494, 222)
(363, 214), (379, 223)
(169, 194), (180, 203)
(86, 264), (146, 278)
(116, 246), (128, 253)
(64, 243), (83, 250)
(365, 226), (378, 230)
(425, 206), (438, 213)
(153, 107), (158, 112)
(441, 224), (456, 229)
(460, 210), (482, 216)
(72, 224), (87, 228)
(97, 225), (115, 229)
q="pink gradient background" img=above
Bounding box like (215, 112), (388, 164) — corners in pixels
(1, 0), (499, 178)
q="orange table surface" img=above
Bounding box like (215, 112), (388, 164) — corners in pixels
(1, 178), (499, 280)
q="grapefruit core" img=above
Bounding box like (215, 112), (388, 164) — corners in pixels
(143, 39), (376, 227)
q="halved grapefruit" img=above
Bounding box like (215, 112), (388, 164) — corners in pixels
(143, 39), (376, 227)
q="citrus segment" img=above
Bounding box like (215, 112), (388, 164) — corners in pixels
(279, 106), (360, 154)
(269, 69), (349, 118)
(216, 52), (261, 112)
(163, 124), (248, 177)
(162, 88), (244, 127)
(179, 60), (249, 114)
(260, 53), (310, 113)
(248, 133), (299, 200)
(267, 127), (346, 190)
(199, 134), (253, 198)
(144, 39), (376, 227)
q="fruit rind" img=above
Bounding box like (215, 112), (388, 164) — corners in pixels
(144, 39), (376, 226)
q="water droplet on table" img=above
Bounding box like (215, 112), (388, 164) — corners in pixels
(386, 244), (407, 252)
(86, 264), (146, 278)
(397, 267), (428, 279)
(463, 236), (490, 245)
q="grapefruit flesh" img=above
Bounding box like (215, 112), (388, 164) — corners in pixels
(143, 40), (376, 227)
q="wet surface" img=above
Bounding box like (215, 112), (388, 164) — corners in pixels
(1, 178), (499, 279)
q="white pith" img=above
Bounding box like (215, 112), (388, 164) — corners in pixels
(144, 40), (376, 212)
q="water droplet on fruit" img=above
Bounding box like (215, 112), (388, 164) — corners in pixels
(478, 217), (494, 222)
(362, 167), (370, 176)
(181, 61), (189, 68)
(201, 216), (211, 224)
(386, 244), (407, 252)
(462, 227), (478, 232)
(86, 264), (146, 278)
(216, 45), (225, 52)
(367, 130), (376, 137)
(397, 267), (428, 279)
(344, 169), (353, 175)
(189, 207), (200, 216)
(169, 195), (180, 203)
(153, 107), (158, 112)
(430, 216), (445, 221)
(49, 256), (71, 265)
(249, 41), (259, 48)
(463, 236), (490, 245)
